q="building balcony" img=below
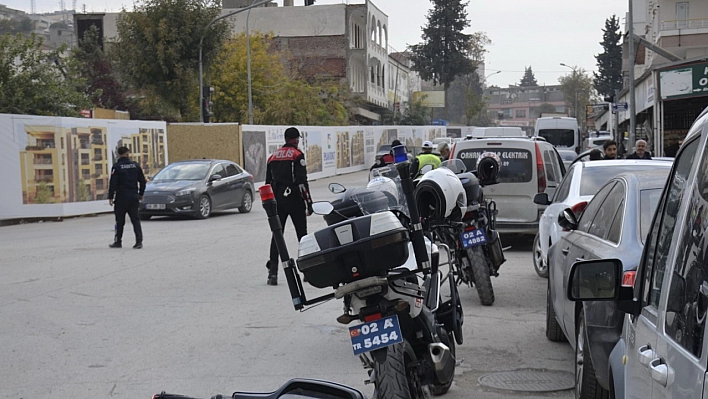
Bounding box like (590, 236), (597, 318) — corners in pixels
(35, 176), (54, 182)
(26, 145), (54, 151)
(92, 173), (103, 178)
(661, 18), (708, 31)
(33, 158), (53, 165)
(93, 156), (103, 161)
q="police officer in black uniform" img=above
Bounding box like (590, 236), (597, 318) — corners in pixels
(265, 127), (313, 285)
(108, 146), (147, 249)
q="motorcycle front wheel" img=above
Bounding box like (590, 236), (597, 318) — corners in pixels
(467, 246), (495, 306)
(374, 341), (431, 399)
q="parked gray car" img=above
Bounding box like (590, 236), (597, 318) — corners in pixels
(546, 169), (670, 398)
(139, 159), (255, 220)
(566, 106), (708, 399)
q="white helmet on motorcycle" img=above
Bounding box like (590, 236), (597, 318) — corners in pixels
(414, 167), (467, 221)
(367, 176), (399, 208)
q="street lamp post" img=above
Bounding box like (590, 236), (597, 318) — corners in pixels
(560, 63), (578, 121)
(199, 0), (270, 123)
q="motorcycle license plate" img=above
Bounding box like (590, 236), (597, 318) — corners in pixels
(460, 228), (488, 249)
(349, 315), (403, 355)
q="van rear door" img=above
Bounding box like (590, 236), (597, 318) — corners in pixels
(456, 141), (539, 227)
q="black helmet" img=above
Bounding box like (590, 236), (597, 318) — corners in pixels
(284, 127), (300, 140)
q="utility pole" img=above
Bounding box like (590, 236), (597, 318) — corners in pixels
(628, 0), (636, 153)
(246, 0), (255, 125)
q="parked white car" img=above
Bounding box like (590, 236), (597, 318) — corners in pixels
(531, 159), (672, 277)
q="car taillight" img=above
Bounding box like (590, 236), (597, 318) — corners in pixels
(571, 201), (588, 216)
(622, 270), (636, 287)
(535, 142), (546, 193)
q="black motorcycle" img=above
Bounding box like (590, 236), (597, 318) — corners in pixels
(260, 160), (460, 399)
(417, 158), (506, 306)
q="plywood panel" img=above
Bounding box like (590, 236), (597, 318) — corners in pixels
(167, 123), (242, 165)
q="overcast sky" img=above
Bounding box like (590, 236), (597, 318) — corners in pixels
(7, 0), (628, 87)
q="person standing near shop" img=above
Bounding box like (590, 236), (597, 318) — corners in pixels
(626, 139), (652, 159)
(108, 146), (146, 249)
(265, 127), (313, 286)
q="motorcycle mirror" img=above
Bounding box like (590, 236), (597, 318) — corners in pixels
(312, 201), (334, 215)
(328, 183), (346, 194)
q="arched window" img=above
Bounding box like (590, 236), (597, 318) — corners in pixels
(383, 25), (388, 49)
(377, 21), (382, 46)
(371, 16), (377, 42)
(381, 65), (385, 87)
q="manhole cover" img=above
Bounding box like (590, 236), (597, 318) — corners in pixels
(478, 369), (574, 392)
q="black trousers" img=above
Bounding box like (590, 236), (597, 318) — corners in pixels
(269, 198), (307, 273)
(114, 197), (143, 244)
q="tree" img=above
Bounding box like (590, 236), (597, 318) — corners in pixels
(399, 98), (431, 126)
(0, 34), (91, 116)
(34, 182), (55, 204)
(519, 66), (538, 87)
(408, 0), (475, 118)
(70, 25), (127, 110)
(559, 67), (595, 127)
(77, 179), (90, 201)
(0, 17), (33, 34)
(594, 15), (623, 98)
(210, 33), (353, 125)
(113, 0), (228, 120)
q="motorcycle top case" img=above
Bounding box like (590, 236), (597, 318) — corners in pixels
(297, 212), (409, 288)
(323, 188), (393, 226)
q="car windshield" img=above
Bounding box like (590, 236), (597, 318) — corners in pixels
(640, 188), (662, 245)
(456, 147), (532, 183)
(558, 151), (577, 161)
(152, 163), (210, 181)
(378, 145), (391, 152)
(579, 165), (666, 196)
(539, 129), (575, 147)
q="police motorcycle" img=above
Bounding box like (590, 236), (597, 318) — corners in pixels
(414, 156), (506, 306)
(259, 148), (460, 399)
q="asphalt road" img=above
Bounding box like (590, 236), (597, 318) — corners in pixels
(0, 170), (574, 399)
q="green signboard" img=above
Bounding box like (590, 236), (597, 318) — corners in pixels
(659, 62), (708, 100)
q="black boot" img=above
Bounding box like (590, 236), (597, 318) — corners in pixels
(133, 242), (143, 249)
(266, 260), (278, 285)
(267, 274), (278, 286)
(109, 242), (122, 248)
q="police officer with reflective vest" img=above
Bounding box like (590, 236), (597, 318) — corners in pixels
(411, 140), (441, 178)
(108, 146), (146, 249)
(266, 127), (313, 286)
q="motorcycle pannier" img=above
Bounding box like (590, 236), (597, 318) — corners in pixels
(297, 212), (409, 288)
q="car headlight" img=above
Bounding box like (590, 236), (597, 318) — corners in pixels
(175, 188), (196, 197)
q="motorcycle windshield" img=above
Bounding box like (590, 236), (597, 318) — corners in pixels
(357, 165), (409, 216)
(441, 159), (467, 174)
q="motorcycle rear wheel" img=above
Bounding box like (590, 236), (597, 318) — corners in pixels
(374, 341), (431, 399)
(467, 247), (495, 306)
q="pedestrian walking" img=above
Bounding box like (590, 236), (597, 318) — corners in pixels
(265, 127), (313, 286)
(108, 146), (146, 249)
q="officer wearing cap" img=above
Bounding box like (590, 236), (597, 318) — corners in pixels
(265, 127), (313, 285)
(410, 140), (441, 178)
(108, 146), (146, 249)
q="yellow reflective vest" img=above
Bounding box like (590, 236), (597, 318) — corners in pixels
(415, 153), (441, 176)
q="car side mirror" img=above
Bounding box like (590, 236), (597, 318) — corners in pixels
(558, 208), (578, 231)
(329, 183), (346, 194)
(534, 193), (551, 205)
(210, 174), (222, 182)
(567, 259), (622, 301)
(312, 201), (334, 215)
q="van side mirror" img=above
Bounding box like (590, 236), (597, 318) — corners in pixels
(558, 208), (578, 231)
(534, 193), (551, 205)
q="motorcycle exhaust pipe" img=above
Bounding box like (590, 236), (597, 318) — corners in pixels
(428, 343), (454, 385)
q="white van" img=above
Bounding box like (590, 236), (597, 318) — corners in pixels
(468, 127), (525, 138)
(534, 117), (580, 153)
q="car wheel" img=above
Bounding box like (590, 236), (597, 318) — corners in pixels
(533, 233), (548, 278)
(139, 214), (152, 221)
(196, 195), (211, 219)
(576, 311), (610, 399)
(546, 279), (566, 342)
(238, 191), (253, 213)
